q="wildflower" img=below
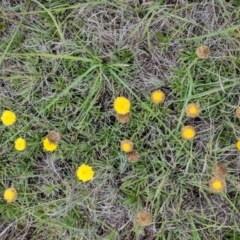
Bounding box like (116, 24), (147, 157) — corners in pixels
(4, 187), (17, 203)
(43, 137), (58, 152)
(76, 164), (94, 182)
(236, 140), (240, 150)
(209, 177), (226, 193)
(181, 125), (196, 140)
(114, 97), (131, 115)
(185, 103), (200, 118)
(196, 45), (210, 59)
(236, 107), (240, 119)
(120, 140), (133, 153)
(47, 131), (61, 144)
(1, 110), (17, 126)
(212, 163), (227, 178)
(127, 150), (140, 163)
(116, 112), (131, 124)
(151, 90), (165, 104)
(14, 137), (27, 151)
(136, 210), (152, 227)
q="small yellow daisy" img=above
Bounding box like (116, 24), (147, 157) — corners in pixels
(1, 110), (17, 126)
(14, 137), (27, 151)
(236, 140), (240, 150)
(209, 177), (226, 193)
(181, 125), (196, 140)
(4, 187), (17, 203)
(120, 140), (134, 153)
(151, 90), (165, 104)
(113, 97), (131, 115)
(76, 164), (94, 182)
(43, 137), (58, 152)
(185, 103), (200, 118)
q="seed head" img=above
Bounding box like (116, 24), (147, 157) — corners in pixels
(136, 210), (152, 227)
(236, 107), (240, 119)
(127, 150), (140, 163)
(47, 131), (61, 144)
(196, 45), (210, 59)
(116, 112), (131, 123)
(212, 163), (227, 178)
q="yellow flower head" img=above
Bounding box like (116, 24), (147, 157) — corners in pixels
(120, 140), (133, 153)
(209, 177), (226, 193)
(181, 125), (196, 140)
(4, 187), (17, 203)
(1, 110), (17, 126)
(14, 137), (27, 151)
(236, 140), (240, 150)
(136, 210), (152, 227)
(151, 90), (165, 104)
(196, 45), (210, 59)
(212, 163), (227, 178)
(76, 164), (94, 182)
(185, 103), (200, 118)
(113, 97), (131, 115)
(43, 137), (58, 152)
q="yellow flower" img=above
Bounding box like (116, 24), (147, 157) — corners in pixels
(209, 177), (226, 193)
(196, 45), (210, 59)
(43, 137), (58, 152)
(236, 140), (240, 150)
(76, 164), (94, 182)
(113, 97), (131, 115)
(136, 210), (152, 227)
(14, 137), (27, 151)
(4, 187), (17, 203)
(185, 103), (200, 118)
(120, 140), (133, 153)
(181, 125), (196, 140)
(1, 110), (17, 126)
(151, 90), (165, 104)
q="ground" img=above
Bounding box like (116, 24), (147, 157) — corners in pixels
(1, 0), (240, 239)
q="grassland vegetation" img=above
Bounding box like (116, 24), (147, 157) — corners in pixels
(1, 0), (240, 239)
